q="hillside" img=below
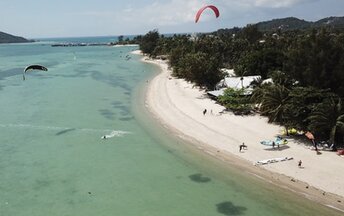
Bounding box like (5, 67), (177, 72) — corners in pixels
(256, 16), (344, 31)
(256, 17), (311, 31)
(0, 31), (32, 43)
(313, 16), (344, 28)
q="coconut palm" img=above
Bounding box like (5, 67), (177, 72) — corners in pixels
(258, 84), (290, 123)
(251, 83), (291, 133)
(308, 98), (344, 147)
(250, 77), (270, 105)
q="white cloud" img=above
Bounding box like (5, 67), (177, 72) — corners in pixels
(67, 0), (202, 35)
(120, 0), (204, 25)
(120, 0), (316, 26)
(220, 0), (315, 9)
(73, 0), (315, 26)
(254, 0), (312, 8)
(69, 0), (319, 35)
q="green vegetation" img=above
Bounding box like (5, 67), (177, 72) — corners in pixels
(136, 16), (344, 147)
(218, 88), (251, 115)
(139, 30), (160, 55)
(308, 98), (344, 147)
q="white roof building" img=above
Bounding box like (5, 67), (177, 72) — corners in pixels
(220, 68), (235, 77)
(208, 75), (261, 98)
(216, 75), (261, 90)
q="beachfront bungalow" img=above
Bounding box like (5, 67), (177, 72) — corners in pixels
(207, 75), (261, 99)
(220, 68), (235, 77)
(156, 55), (168, 60)
(217, 75), (261, 90)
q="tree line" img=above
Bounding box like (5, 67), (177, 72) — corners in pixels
(134, 26), (344, 148)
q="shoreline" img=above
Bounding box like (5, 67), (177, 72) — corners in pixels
(132, 50), (344, 212)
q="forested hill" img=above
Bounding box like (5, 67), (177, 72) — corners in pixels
(256, 16), (344, 31)
(0, 31), (32, 43)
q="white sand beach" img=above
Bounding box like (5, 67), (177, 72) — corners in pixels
(113, 44), (139, 47)
(133, 50), (344, 211)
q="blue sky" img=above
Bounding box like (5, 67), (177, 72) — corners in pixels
(0, 0), (343, 38)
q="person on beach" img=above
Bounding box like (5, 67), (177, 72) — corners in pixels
(272, 141), (275, 148)
(298, 160), (302, 168)
(313, 140), (318, 152)
(239, 143), (247, 152)
(203, 109), (207, 115)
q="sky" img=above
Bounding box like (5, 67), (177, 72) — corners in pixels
(0, 0), (343, 38)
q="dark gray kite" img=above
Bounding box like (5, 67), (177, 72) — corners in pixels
(23, 65), (48, 80)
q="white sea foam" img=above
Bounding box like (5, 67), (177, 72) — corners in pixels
(3, 123), (70, 131)
(101, 130), (131, 139)
(0, 123), (130, 137)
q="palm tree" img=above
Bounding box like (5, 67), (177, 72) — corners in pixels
(251, 83), (291, 133)
(258, 85), (290, 122)
(308, 98), (344, 148)
(250, 79), (270, 108)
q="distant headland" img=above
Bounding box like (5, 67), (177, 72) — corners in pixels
(0, 31), (33, 44)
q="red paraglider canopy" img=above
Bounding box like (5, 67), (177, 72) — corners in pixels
(195, 5), (220, 23)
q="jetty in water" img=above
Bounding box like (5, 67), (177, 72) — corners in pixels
(51, 43), (111, 47)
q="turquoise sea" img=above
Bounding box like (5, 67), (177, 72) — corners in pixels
(0, 37), (341, 216)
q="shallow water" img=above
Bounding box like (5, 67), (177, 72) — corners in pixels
(0, 38), (341, 216)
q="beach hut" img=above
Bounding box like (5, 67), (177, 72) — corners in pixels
(207, 89), (225, 99)
(208, 75), (261, 98)
(215, 75), (261, 90)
